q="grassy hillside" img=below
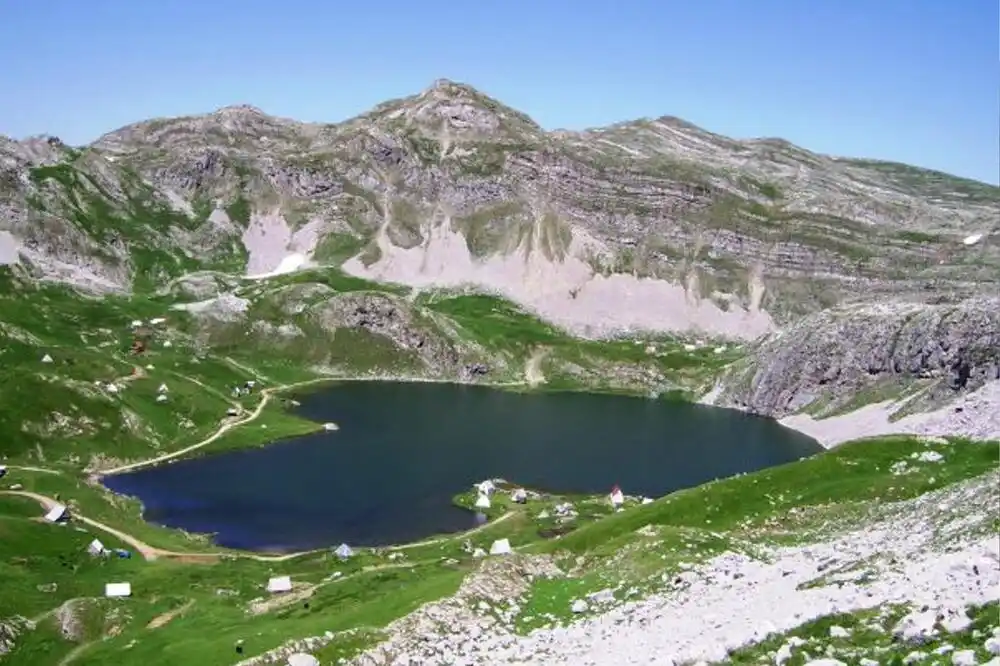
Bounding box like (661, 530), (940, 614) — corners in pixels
(0, 434), (995, 664)
(1, 265), (996, 665)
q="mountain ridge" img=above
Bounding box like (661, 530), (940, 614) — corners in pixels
(2, 80), (998, 339)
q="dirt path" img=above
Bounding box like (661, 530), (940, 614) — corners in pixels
(248, 562), (419, 615)
(146, 599), (195, 629)
(0, 488), (323, 563)
(168, 371), (241, 408)
(524, 347), (549, 387)
(390, 511), (516, 550)
(7, 465), (61, 475)
(99, 377), (331, 476)
(224, 356), (271, 383)
(3, 375), (530, 563)
(57, 642), (92, 666)
(1, 489), (175, 561)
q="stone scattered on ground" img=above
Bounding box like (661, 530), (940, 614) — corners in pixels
(338, 471), (998, 665)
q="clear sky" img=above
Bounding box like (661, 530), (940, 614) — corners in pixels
(1, 0), (997, 184)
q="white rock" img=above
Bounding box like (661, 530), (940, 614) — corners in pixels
(916, 450), (944, 463)
(951, 649), (977, 666)
(570, 600), (588, 614)
(986, 636), (1000, 656)
(828, 625), (849, 638)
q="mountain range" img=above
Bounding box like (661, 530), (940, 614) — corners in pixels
(3, 79), (997, 341)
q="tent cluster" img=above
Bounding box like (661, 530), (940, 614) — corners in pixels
(34, 497), (134, 598)
(265, 544), (354, 595)
(232, 380), (257, 398)
(472, 479), (532, 511)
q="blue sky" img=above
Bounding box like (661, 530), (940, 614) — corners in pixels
(1, 0), (997, 184)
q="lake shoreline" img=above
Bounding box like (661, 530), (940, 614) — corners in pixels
(98, 378), (820, 554)
(97, 371), (709, 477)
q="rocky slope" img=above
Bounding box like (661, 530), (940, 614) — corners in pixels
(2, 80), (998, 339)
(708, 296), (1000, 445)
(716, 297), (1000, 416)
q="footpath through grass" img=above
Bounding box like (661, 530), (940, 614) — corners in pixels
(3, 434), (996, 665)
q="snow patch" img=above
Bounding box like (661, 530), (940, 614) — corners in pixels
(241, 212), (325, 278)
(962, 233), (984, 246)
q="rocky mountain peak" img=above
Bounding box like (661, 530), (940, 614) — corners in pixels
(213, 103), (267, 117)
(383, 79), (543, 141)
(0, 135), (71, 167)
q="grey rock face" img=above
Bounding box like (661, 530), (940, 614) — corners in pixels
(1, 79), (998, 334)
(317, 292), (461, 371)
(718, 297), (1000, 417)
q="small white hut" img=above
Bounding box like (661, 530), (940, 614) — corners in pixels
(334, 543), (353, 560)
(474, 494), (491, 510)
(87, 539), (107, 556)
(489, 538), (512, 556)
(104, 582), (131, 598)
(44, 504), (68, 523)
(511, 488), (527, 504)
(266, 576), (292, 593)
(476, 480), (495, 497)
(41, 354), (54, 364)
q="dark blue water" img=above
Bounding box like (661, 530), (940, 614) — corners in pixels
(103, 382), (821, 551)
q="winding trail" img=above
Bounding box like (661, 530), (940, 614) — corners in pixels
(3, 373), (534, 562)
(1, 489), (177, 561)
(99, 377), (332, 477)
(3, 485), (518, 563)
(391, 511), (516, 550)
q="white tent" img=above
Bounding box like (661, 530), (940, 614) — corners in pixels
(0, 465), (7, 478)
(287, 654), (320, 666)
(44, 504), (67, 523)
(41, 354), (53, 363)
(609, 488), (624, 508)
(476, 480), (495, 496)
(156, 394), (168, 403)
(489, 538), (512, 556)
(157, 383), (169, 394)
(512, 488), (527, 503)
(104, 582), (131, 598)
(267, 575), (292, 593)
(474, 494), (491, 509)
(87, 539), (106, 556)
(335, 543), (353, 560)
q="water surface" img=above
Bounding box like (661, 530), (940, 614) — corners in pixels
(104, 382), (821, 551)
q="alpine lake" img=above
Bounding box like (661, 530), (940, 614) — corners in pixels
(103, 382), (822, 552)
